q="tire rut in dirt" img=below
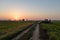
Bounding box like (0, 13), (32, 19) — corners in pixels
(18, 25), (36, 40)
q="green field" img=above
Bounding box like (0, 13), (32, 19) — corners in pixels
(0, 21), (34, 39)
(41, 21), (60, 40)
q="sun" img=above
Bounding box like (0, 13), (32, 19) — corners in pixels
(11, 13), (20, 21)
(9, 10), (24, 20)
(10, 11), (20, 20)
(13, 14), (20, 21)
(15, 16), (19, 20)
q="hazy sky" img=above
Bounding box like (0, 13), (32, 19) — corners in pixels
(0, 0), (60, 20)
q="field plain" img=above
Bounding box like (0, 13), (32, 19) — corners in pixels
(0, 21), (34, 39)
(0, 20), (60, 40)
(41, 21), (60, 40)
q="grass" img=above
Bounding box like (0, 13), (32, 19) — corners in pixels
(41, 21), (60, 40)
(0, 21), (34, 39)
(19, 24), (36, 40)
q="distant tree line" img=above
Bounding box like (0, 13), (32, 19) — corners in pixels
(41, 19), (52, 23)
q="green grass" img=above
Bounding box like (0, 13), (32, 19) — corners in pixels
(52, 21), (60, 26)
(41, 21), (60, 40)
(0, 21), (34, 39)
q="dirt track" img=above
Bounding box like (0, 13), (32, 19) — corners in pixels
(12, 22), (49, 40)
(1, 22), (49, 40)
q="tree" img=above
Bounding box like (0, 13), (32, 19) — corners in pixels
(22, 19), (25, 21)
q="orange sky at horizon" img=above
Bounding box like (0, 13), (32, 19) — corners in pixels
(0, 9), (60, 20)
(0, 10), (59, 20)
(0, 12), (41, 20)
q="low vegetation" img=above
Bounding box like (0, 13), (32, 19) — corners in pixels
(41, 21), (60, 40)
(0, 21), (34, 39)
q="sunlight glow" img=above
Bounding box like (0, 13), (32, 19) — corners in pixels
(14, 15), (20, 20)
(9, 10), (21, 20)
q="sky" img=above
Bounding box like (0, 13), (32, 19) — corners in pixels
(0, 0), (60, 20)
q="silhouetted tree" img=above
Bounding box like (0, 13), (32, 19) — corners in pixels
(49, 19), (51, 23)
(44, 19), (49, 23)
(41, 19), (52, 23)
(22, 19), (25, 21)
